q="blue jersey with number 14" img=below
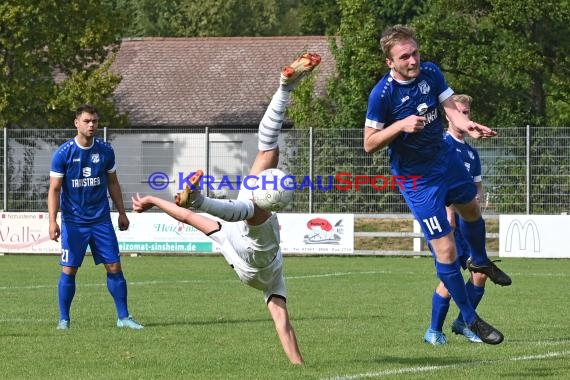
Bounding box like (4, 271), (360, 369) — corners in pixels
(50, 138), (116, 225)
(365, 62), (455, 176)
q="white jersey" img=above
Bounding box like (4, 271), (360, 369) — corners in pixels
(210, 213), (286, 302)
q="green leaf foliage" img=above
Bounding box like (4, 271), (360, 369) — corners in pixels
(0, 0), (128, 129)
(412, 0), (570, 128)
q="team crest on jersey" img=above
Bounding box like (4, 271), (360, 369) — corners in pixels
(468, 151), (475, 160)
(418, 80), (430, 94)
(91, 153), (100, 163)
(82, 167), (92, 177)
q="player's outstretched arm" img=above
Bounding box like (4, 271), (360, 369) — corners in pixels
(132, 193), (219, 235)
(442, 97), (497, 139)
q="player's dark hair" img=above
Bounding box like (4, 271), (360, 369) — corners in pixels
(75, 104), (98, 118)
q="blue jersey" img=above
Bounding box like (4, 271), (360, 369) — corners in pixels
(365, 62), (454, 175)
(444, 133), (481, 183)
(445, 132), (482, 262)
(50, 138), (116, 225)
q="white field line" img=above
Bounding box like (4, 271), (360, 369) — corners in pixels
(323, 350), (570, 380)
(0, 269), (567, 291)
(0, 271), (388, 291)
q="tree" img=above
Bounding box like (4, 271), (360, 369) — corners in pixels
(0, 0), (128, 210)
(174, 0), (281, 37)
(0, 0), (128, 129)
(412, 0), (570, 128)
(115, 0), (183, 37)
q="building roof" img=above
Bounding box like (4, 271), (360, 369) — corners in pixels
(110, 36), (335, 128)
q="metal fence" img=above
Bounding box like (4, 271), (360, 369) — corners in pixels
(2, 126), (569, 214)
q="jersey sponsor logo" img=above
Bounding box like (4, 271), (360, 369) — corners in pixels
(418, 80), (430, 94)
(417, 103), (428, 115)
(73, 158), (81, 163)
(71, 177), (101, 188)
(424, 108), (438, 125)
(82, 167), (91, 177)
(91, 153), (100, 164)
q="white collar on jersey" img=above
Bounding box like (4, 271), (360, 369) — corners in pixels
(446, 131), (466, 144)
(389, 70), (417, 85)
(74, 137), (95, 149)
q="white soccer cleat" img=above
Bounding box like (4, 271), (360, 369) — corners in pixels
(117, 315), (144, 330)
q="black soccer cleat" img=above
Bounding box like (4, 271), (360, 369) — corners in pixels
(468, 317), (504, 345)
(467, 257), (512, 286)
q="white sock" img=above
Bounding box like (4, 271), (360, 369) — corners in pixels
(257, 87), (291, 151)
(198, 197), (255, 222)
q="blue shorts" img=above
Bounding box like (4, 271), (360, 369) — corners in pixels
(59, 219), (120, 267)
(395, 149), (476, 241)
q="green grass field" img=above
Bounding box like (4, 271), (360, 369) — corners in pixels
(1, 255), (568, 379)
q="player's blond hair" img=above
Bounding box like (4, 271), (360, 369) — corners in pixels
(380, 25), (418, 59)
(452, 94), (473, 106)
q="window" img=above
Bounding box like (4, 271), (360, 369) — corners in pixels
(141, 141), (174, 183)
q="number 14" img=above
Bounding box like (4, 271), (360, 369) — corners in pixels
(422, 216), (442, 235)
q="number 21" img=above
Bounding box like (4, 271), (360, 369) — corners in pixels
(61, 249), (69, 263)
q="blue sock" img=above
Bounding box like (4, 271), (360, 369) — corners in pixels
(58, 272), (76, 321)
(430, 292), (450, 331)
(457, 281), (486, 322)
(459, 217), (489, 266)
(106, 272), (129, 319)
(435, 261), (477, 325)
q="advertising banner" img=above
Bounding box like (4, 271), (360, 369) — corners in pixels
(277, 213), (354, 254)
(1, 212), (354, 255)
(0, 212), (60, 253)
(499, 214), (570, 258)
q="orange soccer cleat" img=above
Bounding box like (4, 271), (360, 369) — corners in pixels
(280, 52), (321, 87)
(175, 169), (204, 208)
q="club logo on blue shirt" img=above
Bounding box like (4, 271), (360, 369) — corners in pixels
(418, 80), (430, 94)
(82, 167), (91, 177)
(91, 153), (100, 164)
(468, 151), (475, 160)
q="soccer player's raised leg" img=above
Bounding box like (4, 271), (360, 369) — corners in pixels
(250, 52), (321, 177)
(175, 53), (321, 223)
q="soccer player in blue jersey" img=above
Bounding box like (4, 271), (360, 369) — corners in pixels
(364, 25), (510, 345)
(48, 104), (143, 330)
(424, 94), (489, 345)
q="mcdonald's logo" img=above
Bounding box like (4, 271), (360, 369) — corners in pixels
(505, 219), (541, 253)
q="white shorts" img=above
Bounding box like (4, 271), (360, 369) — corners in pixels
(209, 213), (286, 303)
